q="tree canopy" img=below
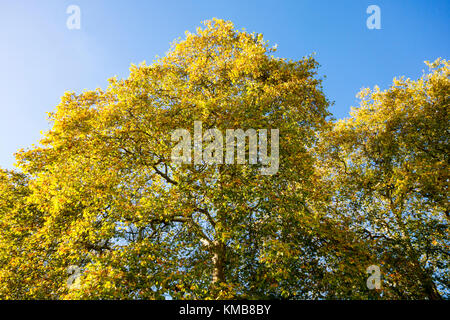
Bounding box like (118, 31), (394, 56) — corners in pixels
(0, 19), (448, 300)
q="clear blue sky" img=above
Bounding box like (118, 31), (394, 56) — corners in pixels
(0, 0), (448, 169)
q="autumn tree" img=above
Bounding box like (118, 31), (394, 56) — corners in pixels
(319, 59), (449, 299)
(4, 19), (342, 299)
(1, 18), (447, 300)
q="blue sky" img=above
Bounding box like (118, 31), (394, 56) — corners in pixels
(0, 0), (448, 169)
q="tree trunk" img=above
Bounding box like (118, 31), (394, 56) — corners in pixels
(423, 277), (442, 300)
(212, 241), (225, 284)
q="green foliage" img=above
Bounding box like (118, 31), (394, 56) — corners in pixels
(318, 59), (449, 299)
(0, 19), (448, 300)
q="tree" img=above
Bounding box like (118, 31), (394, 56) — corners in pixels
(1, 18), (447, 300)
(318, 59), (449, 299)
(7, 19), (337, 299)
